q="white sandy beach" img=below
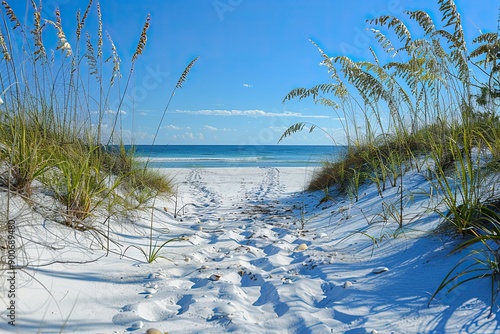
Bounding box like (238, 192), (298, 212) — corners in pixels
(0, 166), (498, 333)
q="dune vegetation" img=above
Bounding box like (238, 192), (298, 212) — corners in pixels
(0, 1), (199, 249)
(2, 0), (500, 330)
(281, 0), (500, 313)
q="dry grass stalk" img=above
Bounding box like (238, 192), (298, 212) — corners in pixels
(76, 0), (93, 40)
(85, 32), (98, 79)
(2, 1), (20, 29)
(97, 2), (102, 57)
(30, 1), (46, 60)
(0, 31), (11, 61)
(53, 8), (72, 56)
(176, 56), (199, 88)
(132, 14), (150, 62)
(106, 32), (121, 86)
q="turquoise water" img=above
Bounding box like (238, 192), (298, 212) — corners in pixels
(128, 145), (345, 168)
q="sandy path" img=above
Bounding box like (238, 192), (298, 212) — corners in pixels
(3, 167), (499, 333)
(148, 167), (338, 332)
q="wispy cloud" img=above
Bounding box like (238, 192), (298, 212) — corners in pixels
(105, 109), (127, 115)
(203, 125), (218, 131)
(173, 132), (204, 140)
(203, 125), (233, 131)
(172, 109), (330, 119)
(242, 83), (253, 88)
(163, 124), (191, 130)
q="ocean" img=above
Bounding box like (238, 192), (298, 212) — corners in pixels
(128, 145), (345, 168)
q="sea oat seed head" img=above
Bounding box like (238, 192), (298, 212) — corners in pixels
(2, 1), (21, 29)
(132, 13), (151, 62)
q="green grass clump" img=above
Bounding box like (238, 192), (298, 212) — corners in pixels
(0, 1), (180, 244)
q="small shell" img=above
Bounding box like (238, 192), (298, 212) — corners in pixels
(372, 267), (389, 274)
(295, 243), (308, 251)
(209, 274), (222, 281)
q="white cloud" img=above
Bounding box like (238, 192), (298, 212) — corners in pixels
(164, 124), (191, 130)
(203, 125), (218, 131)
(182, 132), (204, 140)
(105, 109), (127, 115)
(173, 109), (330, 119)
(203, 125), (233, 132)
(242, 83), (253, 88)
(137, 109), (155, 116)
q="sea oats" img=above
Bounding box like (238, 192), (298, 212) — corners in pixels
(176, 56), (199, 89)
(30, 3), (46, 60)
(76, 0), (93, 40)
(2, 1), (20, 29)
(106, 32), (121, 86)
(85, 32), (99, 79)
(97, 2), (103, 58)
(55, 8), (72, 56)
(0, 31), (11, 61)
(45, 9), (72, 57)
(132, 14), (150, 62)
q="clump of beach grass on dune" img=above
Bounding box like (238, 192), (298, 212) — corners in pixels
(0, 1), (180, 249)
(282, 0), (500, 314)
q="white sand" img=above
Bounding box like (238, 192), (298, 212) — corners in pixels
(1, 166), (498, 333)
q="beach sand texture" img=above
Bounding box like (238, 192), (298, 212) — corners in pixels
(1, 167), (498, 333)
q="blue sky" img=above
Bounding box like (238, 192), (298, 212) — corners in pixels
(12, 0), (500, 145)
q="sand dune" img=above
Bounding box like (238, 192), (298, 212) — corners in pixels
(1, 167), (498, 333)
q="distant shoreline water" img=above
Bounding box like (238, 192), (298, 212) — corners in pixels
(125, 145), (346, 168)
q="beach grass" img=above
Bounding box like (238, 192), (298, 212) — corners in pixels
(0, 0), (186, 255)
(282, 0), (500, 313)
(1, 0), (500, 330)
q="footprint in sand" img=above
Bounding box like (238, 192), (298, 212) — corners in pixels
(112, 300), (179, 328)
(238, 270), (290, 317)
(315, 282), (351, 308)
(176, 294), (196, 315)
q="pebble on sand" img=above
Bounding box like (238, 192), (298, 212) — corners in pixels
(343, 281), (353, 288)
(146, 328), (165, 334)
(295, 243), (308, 251)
